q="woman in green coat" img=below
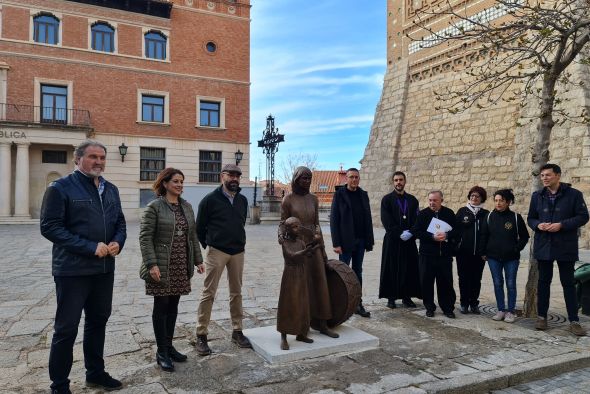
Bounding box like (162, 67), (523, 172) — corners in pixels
(140, 168), (204, 372)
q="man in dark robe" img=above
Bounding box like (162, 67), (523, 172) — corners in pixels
(379, 171), (421, 308)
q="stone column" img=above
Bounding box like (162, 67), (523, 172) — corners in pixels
(0, 62), (9, 120)
(0, 142), (11, 217)
(14, 142), (30, 218)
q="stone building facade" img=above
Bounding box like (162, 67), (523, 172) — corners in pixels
(0, 0), (250, 222)
(361, 0), (590, 247)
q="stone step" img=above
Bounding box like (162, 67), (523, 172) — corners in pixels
(0, 218), (40, 225)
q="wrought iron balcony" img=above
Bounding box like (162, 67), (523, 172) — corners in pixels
(0, 103), (91, 128)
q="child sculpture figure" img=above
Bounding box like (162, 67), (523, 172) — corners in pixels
(277, 217), (318, 350)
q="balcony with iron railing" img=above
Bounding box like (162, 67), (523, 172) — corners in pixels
(0, 103), (91, 129)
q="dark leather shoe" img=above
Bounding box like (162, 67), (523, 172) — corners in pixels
(231, 330), (253, 348)
(156, 351), (174, 372)
(85, 372), (122, 391)
(51, 388), (72, 394)
(195, 335), (212, 356)
(460, 305), (469, 314)
(402, 298), (417, 308)
(169, 346), (187, 362)
(444, 312), (456, 319)
(470, 305), (481, 314)
(386, 301), (397, 309)
(355, 304), (371, 318)
(535, 317), (548, 331)
(425, 310), (435, 317)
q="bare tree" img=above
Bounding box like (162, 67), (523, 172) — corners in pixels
(410, 0), (590, 317)
(279, 152), (319, 183)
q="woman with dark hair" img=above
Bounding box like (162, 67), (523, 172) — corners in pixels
(279, 166), (338, 338)
(482, 189), (529, 323)
(455, 186), (489, 314)
(139, 168), (203, 371)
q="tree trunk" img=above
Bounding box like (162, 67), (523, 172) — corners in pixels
(522, 74), (557, 318)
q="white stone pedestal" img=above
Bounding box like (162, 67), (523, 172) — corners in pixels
(243, 324), (379, 364)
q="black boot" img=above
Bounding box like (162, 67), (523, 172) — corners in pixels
(152, 315), (174, 372)
(166, 312), (187, 362)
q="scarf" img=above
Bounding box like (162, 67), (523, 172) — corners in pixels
(466, 202), (484, 215)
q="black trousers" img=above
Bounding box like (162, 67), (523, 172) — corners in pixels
(456, 254), (485, 307)
(538, 260), (579, 322)
(49, 272), (114, 391)
(419, 255), (456, 313)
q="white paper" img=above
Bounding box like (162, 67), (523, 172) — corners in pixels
(427, 217), (452, 234)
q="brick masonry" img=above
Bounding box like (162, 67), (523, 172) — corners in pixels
(0, 0), (251, 219)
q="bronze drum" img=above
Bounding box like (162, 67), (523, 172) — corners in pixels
(311, 259), (361, 329)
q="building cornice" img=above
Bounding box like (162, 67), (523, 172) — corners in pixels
(65, 0), (172, 19)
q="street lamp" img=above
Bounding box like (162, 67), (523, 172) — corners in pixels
(118, 143), (128, 162)
(234, 149), (243, 165)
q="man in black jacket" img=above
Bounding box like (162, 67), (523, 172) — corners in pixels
(527, 163), (589, 336)
(40, 140), (126, 394)
(330, 168), (374, 318)
(195, 164), (252, 355)
(412, 190), (457, 318)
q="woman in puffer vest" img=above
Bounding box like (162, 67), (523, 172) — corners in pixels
(139, 168), (203, 372)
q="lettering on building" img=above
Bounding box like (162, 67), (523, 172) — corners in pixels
(0, 130), (27, 139)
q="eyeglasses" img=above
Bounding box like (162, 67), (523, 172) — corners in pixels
(470, 194), (481, 199)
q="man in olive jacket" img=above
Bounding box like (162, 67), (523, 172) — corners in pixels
(195, 164), (252, 355)
(527, 163), (589, 336)
(40, 140), (126, 393)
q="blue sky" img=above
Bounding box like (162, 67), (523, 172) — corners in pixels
(249, 1), (386, 181)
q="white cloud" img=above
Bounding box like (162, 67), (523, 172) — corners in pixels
(294, 59), (385, 75)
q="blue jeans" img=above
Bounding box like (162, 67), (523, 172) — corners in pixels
(339, 238), (365, 287)
(487, 259), (519, 312)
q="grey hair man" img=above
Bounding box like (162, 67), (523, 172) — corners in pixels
(41, 139), (127, 393)
(411, 190), (458, 318)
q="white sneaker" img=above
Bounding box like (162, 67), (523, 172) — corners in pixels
(504, 312), (516, 323)
(492, 311), (505, 321)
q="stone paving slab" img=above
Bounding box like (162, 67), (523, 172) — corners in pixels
(244, 324), (379, 363)
(2, 223), (590, 393)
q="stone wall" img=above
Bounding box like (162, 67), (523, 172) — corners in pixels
(362, 56), (590, 248)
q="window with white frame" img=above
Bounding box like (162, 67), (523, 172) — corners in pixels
(144, 30), (167, 60)
(33, 13), (60, 45)
(40, 84), (67, 124)
(137, 89), (169, 124)
(91, 22), (115, 52)
(197, 96), (225, 129)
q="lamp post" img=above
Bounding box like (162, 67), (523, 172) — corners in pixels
(257, 115), (284, 196)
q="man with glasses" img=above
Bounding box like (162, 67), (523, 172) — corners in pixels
(195, 164), (252, 355)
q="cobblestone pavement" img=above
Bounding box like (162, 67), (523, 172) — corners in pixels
(1, 223), (590, 393)
(492, 366), (590, 393)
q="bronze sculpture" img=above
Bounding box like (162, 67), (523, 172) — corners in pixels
(277, 217), (318, 350)
(279, 166), (339, 339)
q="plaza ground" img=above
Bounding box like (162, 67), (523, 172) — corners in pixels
(1, 223), (590, 393)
